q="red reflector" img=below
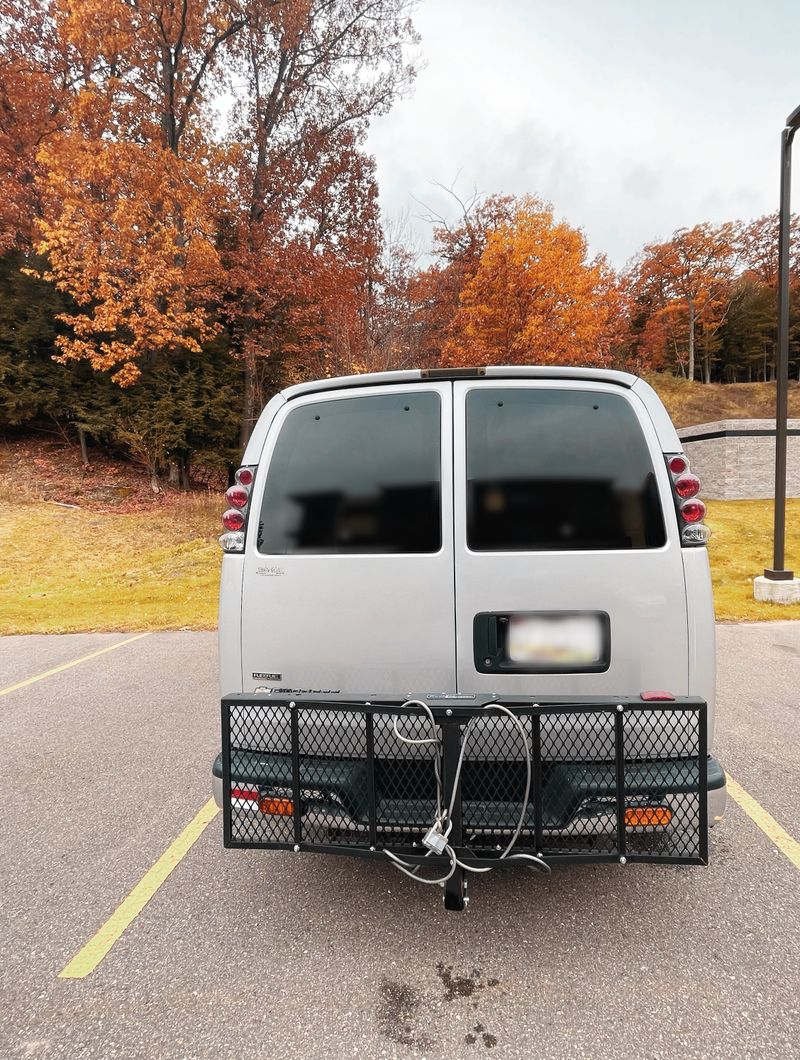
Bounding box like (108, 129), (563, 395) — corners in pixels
(668, 455), (688, 475)
(226, 484), (249, 509)
(231, 786), (258, 801)
(222, 508), (245, 531)
(674, 473), (701, 499)
(235, 467), (254, 487)
(680, 499), (706, 523)
(640, 691), (675, 701)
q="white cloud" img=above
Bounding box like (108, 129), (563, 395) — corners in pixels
(367, 0), (800, 267)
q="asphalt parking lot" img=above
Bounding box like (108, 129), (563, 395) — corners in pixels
(1, 625), (799, 1060)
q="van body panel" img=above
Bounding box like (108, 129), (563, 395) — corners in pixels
(452, 380), (690, 698)
(230, 371), (712, 752)
(682, 546), (717, 746)
(239, 382), (457, 694)
(241, 392), (286, 468)
(631, 377), (683, 451)
(219, 555), (244, 695)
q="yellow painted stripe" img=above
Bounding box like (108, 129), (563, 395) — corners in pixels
(0, 632), (151, 699)
(726, 773), (800, 871)
(59, 798), (219, 979)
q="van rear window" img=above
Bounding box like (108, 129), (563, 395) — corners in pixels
(466, 388), (665, 551)
(258, 392), (441, 554)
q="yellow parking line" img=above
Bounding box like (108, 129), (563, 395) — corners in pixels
(59, 798), (219, 979)
(0, 632), (151, 699)
(726, 773), (800, 871)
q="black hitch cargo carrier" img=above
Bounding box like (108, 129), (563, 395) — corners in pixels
(218, 693), (711, 909)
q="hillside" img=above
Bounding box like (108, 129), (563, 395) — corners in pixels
(646, 374), (800, 429)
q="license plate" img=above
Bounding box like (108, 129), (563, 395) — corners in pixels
(506, 614), (603, 666)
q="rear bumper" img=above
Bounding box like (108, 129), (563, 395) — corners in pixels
(212, 753), (726, 834)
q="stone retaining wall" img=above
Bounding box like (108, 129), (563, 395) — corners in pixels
(677, 419), (800, 500)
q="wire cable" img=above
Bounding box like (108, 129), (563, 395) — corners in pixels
(384, 701), (550, 885)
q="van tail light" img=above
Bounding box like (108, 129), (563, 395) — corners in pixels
(225, 485), (249, 509)
(680, 499), (706, 523)
(665, 454), (709, 547)
(222, 508), (245, 531)
(681, 523), (710, 545)
(673, 473), (700, 498)
(220, 466), (256, 552)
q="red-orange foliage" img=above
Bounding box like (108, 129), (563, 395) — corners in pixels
(21, 0), (416, 404)
(0, 0), (70, 250)
(631, 223), (737, 380)
(443, 197), (622, 367)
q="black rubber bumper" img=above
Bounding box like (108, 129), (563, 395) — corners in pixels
(212, 751), (725, 831)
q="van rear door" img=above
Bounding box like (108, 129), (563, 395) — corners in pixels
(452, 379), (688, 696)
(241, 382), (456, 694)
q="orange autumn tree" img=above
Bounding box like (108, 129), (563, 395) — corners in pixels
(445, 197), (622, 366)
(34, 0), (242, 385)
(222, 0), (417, 439)
(630, 223), (737, 382)
(0, 0), (71, 252)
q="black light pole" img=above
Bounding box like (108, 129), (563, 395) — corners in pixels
(764, 104), (800, 581)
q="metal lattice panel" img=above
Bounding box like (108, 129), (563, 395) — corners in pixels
(221, 695), (708, 866)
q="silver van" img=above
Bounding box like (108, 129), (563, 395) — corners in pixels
(213, 366), (726, 909)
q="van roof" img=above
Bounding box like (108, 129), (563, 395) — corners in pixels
(280, 365), (638, 401)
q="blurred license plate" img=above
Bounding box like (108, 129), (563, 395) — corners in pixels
(507, 614), (603, 666)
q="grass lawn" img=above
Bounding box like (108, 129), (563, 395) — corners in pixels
(646, 374), (800, 429)
(0, 496), (222, 634)
(705, 499), (800, 621)
(0, 496), (798, 635)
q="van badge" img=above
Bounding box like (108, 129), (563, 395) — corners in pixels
(253, 672), (281, 681)
(256, 565), (285, 577)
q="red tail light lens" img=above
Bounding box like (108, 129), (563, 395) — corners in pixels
(668, 455), (688, 475)
(680, 499), (706, 523)
(674, 473), (701, 498)
(220, 466), (256, 551)
(225, 484), (249, 509)
(222, 508), (246, 531)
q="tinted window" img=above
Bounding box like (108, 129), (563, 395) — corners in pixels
(259, 392), (441, 554)
(466, 388), (665, 551)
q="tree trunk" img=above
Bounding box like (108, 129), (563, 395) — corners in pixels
(703, 349), (711, 384)
(78, 427), (89, 467)
(179, 454), (191, 491)
(168, 462), (180, 485)
(239, 355), (257, 450)
(687, 301), (696, 382)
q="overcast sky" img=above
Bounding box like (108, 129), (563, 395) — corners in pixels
(366, 0), (800, 268)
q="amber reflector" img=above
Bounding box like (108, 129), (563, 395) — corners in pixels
(258, 795), (294, 816)
(625, 806), (672, 827)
